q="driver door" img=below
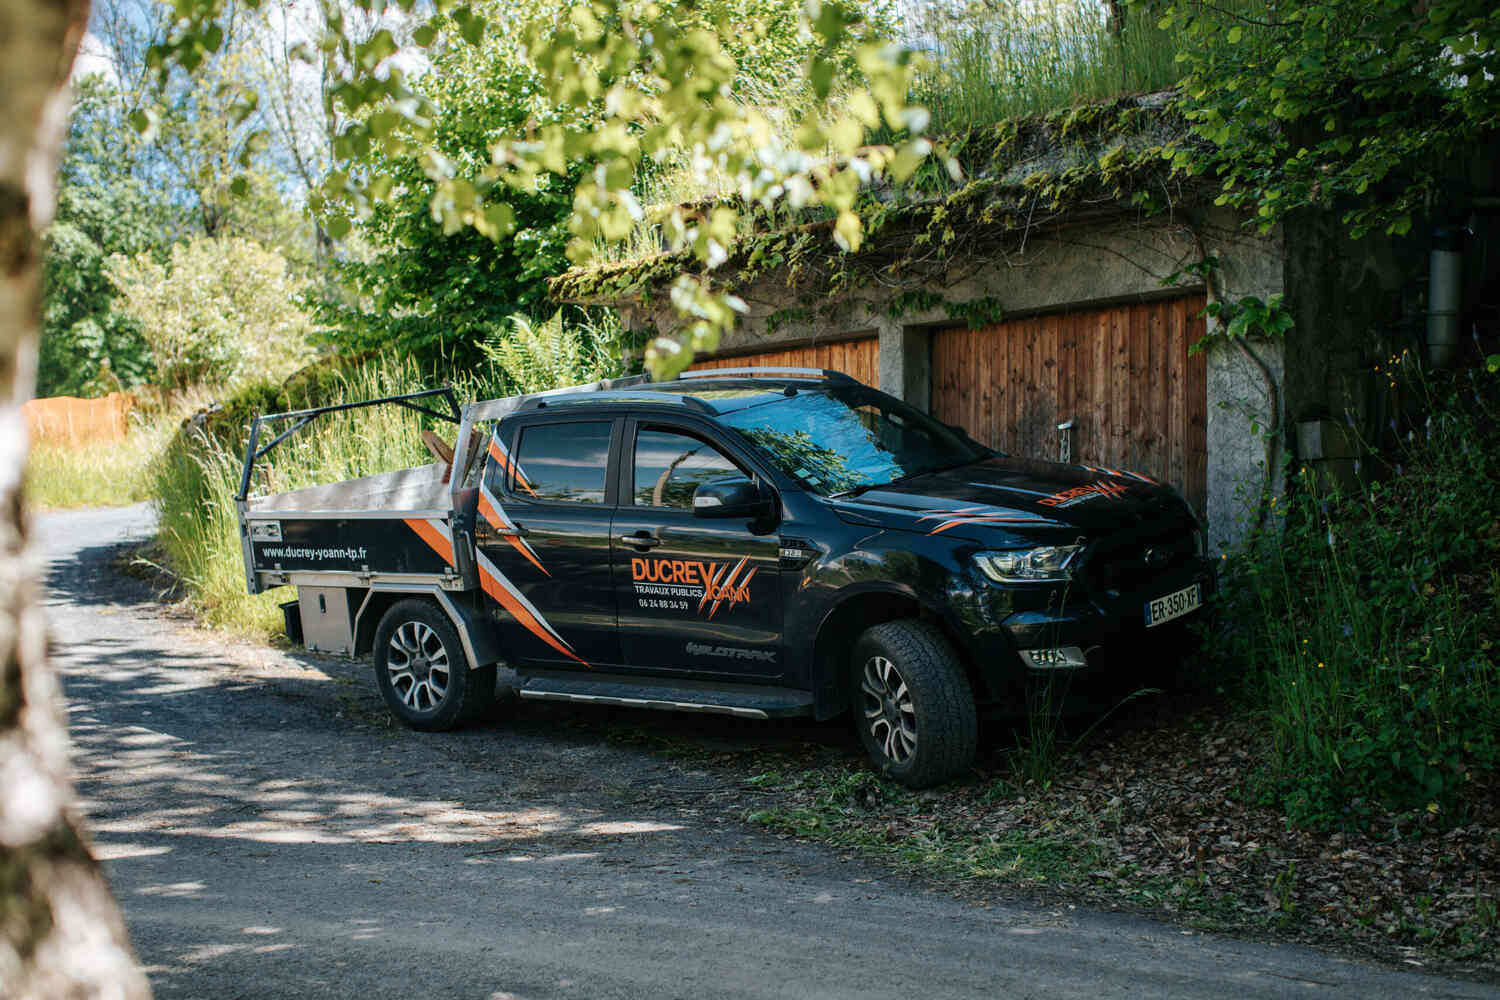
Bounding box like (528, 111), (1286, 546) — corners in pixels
(610, 420), (785, 682)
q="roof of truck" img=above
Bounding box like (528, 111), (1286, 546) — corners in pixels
(524, 370), (859, 417)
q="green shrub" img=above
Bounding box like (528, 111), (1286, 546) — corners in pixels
(1216, 370), (1499, 829)
(479, 310), (626, 395)
(108, 236), (317, 392)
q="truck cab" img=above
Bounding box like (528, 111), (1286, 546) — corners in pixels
(238, 369), (1214, 787)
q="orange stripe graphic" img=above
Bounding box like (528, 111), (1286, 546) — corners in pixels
(709, 556), (751, 619)
(406, 514), (583, 667)
(477, 568), (586, 665)
(476, 489), (504, 527)
(477, 491), (549, 575)
(403, 518), (454, 565)
(506, 536), (548, 575)
(928, 516), (1045, 536)
(488, 437), (537, 496)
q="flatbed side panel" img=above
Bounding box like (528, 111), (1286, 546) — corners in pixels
(250, 462), (451, 515)
(249, 515), (453, 577)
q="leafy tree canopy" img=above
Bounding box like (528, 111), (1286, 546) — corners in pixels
(151, 0), (937, 376)
(329, 0), (877, 369)
(39, 78), (176, 397)
(1134, 0), (1500, 237)
(324, 1), (593, 366)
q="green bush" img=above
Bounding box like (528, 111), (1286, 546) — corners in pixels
(480, 310), (626, 395)
(1216, 370), (1500, 829)
(108, 236), (317, 392)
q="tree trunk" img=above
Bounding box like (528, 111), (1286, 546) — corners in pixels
(0, 0), (151, 996)
(1105, 0), (1127, 37)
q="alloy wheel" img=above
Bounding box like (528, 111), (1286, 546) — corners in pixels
(860, 655), (917, 763)
(386, 620), (450, 713)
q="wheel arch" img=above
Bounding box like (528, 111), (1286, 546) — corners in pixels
(811, 584), (989, 718)
(354, 585), (499, 670)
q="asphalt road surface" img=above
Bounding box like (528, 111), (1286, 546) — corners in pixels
(39, 504), (1500, 999)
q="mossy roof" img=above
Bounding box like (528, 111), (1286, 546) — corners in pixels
(549, 91), (1205, 307)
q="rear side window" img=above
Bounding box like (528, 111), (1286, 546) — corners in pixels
(633, 427), (743, 509)
(510, 421), (612, 503)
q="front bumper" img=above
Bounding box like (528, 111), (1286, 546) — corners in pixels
(1000, 558), (1217, 653)
(941, 555), (1217, 704)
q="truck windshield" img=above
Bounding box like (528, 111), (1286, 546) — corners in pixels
(715, 386), (987, 497)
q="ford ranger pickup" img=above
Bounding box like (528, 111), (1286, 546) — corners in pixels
(236, 369), (1213, 786)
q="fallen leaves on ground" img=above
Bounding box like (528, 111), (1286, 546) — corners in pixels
(663, 692), (1499, 981)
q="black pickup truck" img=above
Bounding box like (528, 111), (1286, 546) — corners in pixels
(237, 369), (1213, 786)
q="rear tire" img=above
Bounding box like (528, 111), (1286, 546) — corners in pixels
(373, 599), (494, 731)
(851, 620), (977, 788)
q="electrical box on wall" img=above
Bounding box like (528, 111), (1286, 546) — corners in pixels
(298, 587), (355, 655)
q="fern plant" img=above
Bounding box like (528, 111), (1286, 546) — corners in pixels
(480, 310), (628, 394)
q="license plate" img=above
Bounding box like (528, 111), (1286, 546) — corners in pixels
(1144, 583), (1201, 628)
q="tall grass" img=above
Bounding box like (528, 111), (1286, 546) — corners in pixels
(151, 359), (460, 636)
(24, 398), (201, 511)
(1218, 368), (1500, 829)
(910, 3), (1183, 130)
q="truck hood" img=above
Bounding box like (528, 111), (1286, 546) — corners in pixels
(826, 455), (1190, 542)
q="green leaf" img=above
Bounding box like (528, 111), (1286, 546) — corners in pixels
(809, 55), (835, 100)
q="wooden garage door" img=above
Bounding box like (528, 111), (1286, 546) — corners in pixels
(931, 297), (1208, 516)
(689, 336), (878, 385)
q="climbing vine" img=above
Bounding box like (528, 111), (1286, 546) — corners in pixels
(1131, 0), (1500, 239)
(548, 93), (1200, 322)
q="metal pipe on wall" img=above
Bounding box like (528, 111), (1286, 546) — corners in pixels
(1426, 225), (1467, 369)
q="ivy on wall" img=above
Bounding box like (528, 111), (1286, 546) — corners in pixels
(547, 94), (1202, 328)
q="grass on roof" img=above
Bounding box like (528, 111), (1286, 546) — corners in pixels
(911, 2), (1182, 131)
(592, 2), (1186, 269)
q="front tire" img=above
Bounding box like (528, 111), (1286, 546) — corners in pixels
(373, 599), (494, 731)
(851, 620), (977, 788)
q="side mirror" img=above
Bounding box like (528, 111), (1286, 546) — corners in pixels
(692, 477), (771, 519)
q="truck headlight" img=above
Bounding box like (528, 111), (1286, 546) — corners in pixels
(974, 544), (1082, 584)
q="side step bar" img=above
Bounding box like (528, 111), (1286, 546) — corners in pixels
(517, 672), (814, 720)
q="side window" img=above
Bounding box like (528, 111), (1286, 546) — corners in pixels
(510, 421), (612, 503)
(633, 427), (744, 509)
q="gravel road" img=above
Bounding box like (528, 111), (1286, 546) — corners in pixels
(38, 504), (1499, 999)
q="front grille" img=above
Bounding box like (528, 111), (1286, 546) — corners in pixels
(1079, 517), (1197, 593)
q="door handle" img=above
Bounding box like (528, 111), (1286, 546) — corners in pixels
(617, 532), (661, 550)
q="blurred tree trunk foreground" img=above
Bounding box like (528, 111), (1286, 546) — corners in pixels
(0, 0), (151, 996)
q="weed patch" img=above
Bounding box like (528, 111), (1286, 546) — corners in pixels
(744, 765), (1099, 886)
(1215, 368), (1500, 830)
(693, 695), (1498, 974)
